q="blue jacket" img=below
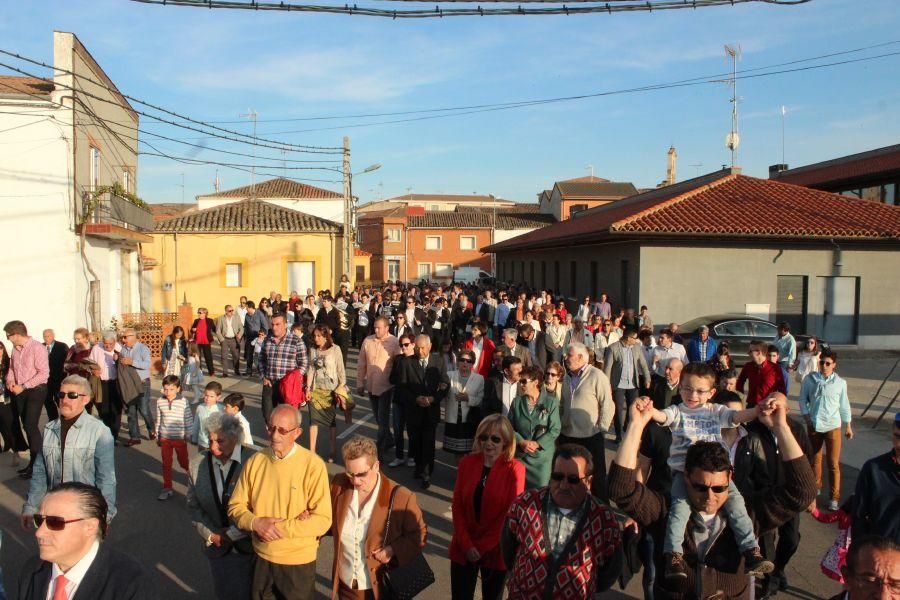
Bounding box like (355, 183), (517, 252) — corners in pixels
(686, 336), (718, 363)
(24, 411), (117, 519)
(161, 336), (188, 363)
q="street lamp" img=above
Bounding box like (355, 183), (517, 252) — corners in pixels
(344, 161), (382, 284)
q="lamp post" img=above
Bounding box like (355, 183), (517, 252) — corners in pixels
(342, 137), (380, 286)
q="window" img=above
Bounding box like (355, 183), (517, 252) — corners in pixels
(225, 263), (242, 287)
(714, 321), (751, 337)
(425, 235), (442, 250)
(387, 259), (401, 281)
(355, 265), (366, 282)
(90, 147), (100, 191)
(460, 236), (477, 250)
(430, 204), (440, 211)
(569, 204), (588, 218)
(435, 263), (453, 278)
(417, 263), (432, 280)
(752, 321), (778, 339)
(387, 228), (401, 242)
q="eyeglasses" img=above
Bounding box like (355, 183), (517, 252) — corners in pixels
(226, 309), (234, 313)
(266, 425), (298, 436)
(518, 378), (534, 385)
(679, 386), (713, 397)
(546, 372), (560, 377)
(458, 358), (474, 363)
(33, 514), (87, 530)
(850, 574), (900, 594)
(478, 434), (502, 444)
(687, 480), (730, 494)
(57, 391), (87, 400)
(401, 342), (413, 347)
(819, 360), (835, 366)
(346, 467), (373, 480)
(550, 472), (588, 485)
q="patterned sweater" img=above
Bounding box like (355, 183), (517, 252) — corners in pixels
(501, 487), (622, 600)
(154, 395), (193, 440)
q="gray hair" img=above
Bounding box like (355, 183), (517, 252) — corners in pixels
(503, 328), (518, 340)
(415, 334), (432, 347)
(60, 374), (92, 398)
(205, 412), (244, 445)
(566, 342), (590, 359)
(102, 330), (118, 342)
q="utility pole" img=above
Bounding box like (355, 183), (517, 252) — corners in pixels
(180, 173), (185, 203)
(781, 105), (787, 166)
(342, 136), (352, 284)
(240, 109), (258, 196)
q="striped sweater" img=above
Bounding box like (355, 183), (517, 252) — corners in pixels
(154, 395), (193, 440)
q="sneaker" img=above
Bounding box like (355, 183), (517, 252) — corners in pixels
(406, 458), (416, 467)
(420, 477), (431, 490)
(388, 458), (405, 467)
(157, 488), (174, 501)
(125, 439), (142, 447)
(828, 499), (839, 511)
(744, 548), (775, 577)
(664, 552), (688, 582)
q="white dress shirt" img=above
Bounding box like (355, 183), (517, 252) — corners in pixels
(212, 443), (246, 544)
(47, 540), (100, 600)
(340, 475), (382, 589)
(501, 377), (517, 416)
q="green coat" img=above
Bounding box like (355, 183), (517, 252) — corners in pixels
(507, 391), (561, 490)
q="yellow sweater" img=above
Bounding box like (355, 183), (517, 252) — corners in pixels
(228, 445), (332, 565)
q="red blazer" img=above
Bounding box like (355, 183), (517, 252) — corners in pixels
(463, 336), (496, 379)
(449, 452), (525, 570)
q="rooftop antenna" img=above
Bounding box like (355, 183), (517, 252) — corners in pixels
(214, 169), (220, 193)
(781, 105), (787, 166)
(724, 44), (742, 168)
(240, 109), (258, 196)
(689, 163), (704, 177)
(586, 164), (594, 179)
(180, 173), (185, 203)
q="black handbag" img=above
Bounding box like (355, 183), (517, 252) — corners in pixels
(377, 486), (435, 599)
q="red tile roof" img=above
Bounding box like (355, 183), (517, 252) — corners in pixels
(0, 75), (54, 97)
(555, 181), (638, 198)
(355, 248), (372, 257)
(771, 144), (900, 188)
(197, 177), (341, 200)
(485, 171), (900, 252)
(561, 175), (610, 183)
(155, 199), (340, 233)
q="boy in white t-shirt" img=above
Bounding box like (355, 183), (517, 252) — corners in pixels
(642, 362), (775, 582)
(223, 393), (255, 448)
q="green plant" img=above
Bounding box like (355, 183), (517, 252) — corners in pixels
(80, 182), (148, 225)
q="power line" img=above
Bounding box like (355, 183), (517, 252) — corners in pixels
(0, 48), (342, 152)
(129, 0), (810, 18)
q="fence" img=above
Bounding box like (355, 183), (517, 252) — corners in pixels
(117, 312), (181, 372)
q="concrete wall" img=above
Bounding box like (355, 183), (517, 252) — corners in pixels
(146, 232), (343, 314)
(197, 197), (344, 223)
(639, 243), (900, 349)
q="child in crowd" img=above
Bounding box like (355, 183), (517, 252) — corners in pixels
(768, 344), (789, 394)
(809, 495), (854, 583)
(192, 381), (223, 452)
(154, 375), (193, 501)
(182, 342), (204, 404)
(223, 393), (254, 447)
(642, 362), (775, 581)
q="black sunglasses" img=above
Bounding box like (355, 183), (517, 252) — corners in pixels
(401, 342), (413, 347)
(550, 472), (587, 485)
(688, 480), (729, 494)
(458, 357), (474, 363)
(478, 434), (502, 444)
(57, 391), (87, 400)
(33, 514), (87, 530)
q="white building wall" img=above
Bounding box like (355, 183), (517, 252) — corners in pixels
(492, 228), (540, 245)
(197, 197), (344, 223)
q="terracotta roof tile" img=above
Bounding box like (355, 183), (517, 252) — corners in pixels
(555, 181), (638, 198)
(771, 144), (900, 188)
(148, 203), (198, 221)
(408, 211), (555, 230)
(197, 177), (341, 200)
(486, 172), (900, 252)
(154, 200), (340, 233)
(560, 175), (610, 183)
(383, 193), (516, 204)
(355, 248), (372, 257)
(0, 75), (54, 97)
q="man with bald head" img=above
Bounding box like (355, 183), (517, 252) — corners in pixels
(651, 358), (683, 411)
(228, 405), (332, 600)
(396, 334), (449, 489)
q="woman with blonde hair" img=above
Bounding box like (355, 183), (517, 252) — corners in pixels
(449, 414), (525, 600)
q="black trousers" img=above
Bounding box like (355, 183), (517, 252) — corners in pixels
(761, 512), (802, 572)
(407, 402), (439, 478)
(252, 558), (315, 600)
(260, 378), (284, 426)
(613, 387), (640, 441)
(44, 381), (60, 421)
(557, 431), (608, 502)
(244, 333), (258, 373)
(450, 561), (506, 600)
(15, 385), (46, 469)
(199, 344), (214, 375)
(0, 397), (27, 452)
(98, 380), (123, 440)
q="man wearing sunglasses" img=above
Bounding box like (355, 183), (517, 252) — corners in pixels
(22, 375), (116, 530)
(610, 394), (816, 599)
(19, 482), (155, 600)
(851, 412), (900, 548)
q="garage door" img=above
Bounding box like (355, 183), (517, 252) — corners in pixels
(776, 275), (807, 333)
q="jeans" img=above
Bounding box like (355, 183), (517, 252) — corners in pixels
(613, 387), (640, 441)
(369, 390), (393, 460)
(809, 426), (843, 501)
(127, 379), (156, 440)
(450, 561), (506, 600)
(664, 472), (757, 554)
(15, 385), (45, 469)
(391, 397), (407, 460)
(160, 438), (189, 489)
(638, 530), (657, 600)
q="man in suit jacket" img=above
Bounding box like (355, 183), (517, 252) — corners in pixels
(215, 305), (244, 378)
(499, 328), (533, 368)
(43, 329), (68, 421)
(18, 482), (156, 600)
(686, 325), (718, 364)
(603, 329), (651, 443)
(396, 335), (449, 489)
(517, 323), (548, 369)
(187, 413), (256, 600)
(327, 436), (427, 599)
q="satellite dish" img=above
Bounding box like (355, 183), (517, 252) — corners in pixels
(726, 132), (740, 151)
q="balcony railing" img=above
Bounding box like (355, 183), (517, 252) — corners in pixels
(90, 191), (154, 232)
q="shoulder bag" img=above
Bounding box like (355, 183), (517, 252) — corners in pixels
(377, 485), (435, 599)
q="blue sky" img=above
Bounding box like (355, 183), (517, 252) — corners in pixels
(1, 0), (898, 204)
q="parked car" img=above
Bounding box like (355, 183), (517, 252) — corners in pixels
(678, 314), (827, 365)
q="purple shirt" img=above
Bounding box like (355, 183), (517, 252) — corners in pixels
(6, 337), (49, 390)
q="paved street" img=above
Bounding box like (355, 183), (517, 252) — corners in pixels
(2, 347), (896, 599)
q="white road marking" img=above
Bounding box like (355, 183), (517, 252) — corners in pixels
(337, 413), (373, 439)
(156, 563), (197, 593)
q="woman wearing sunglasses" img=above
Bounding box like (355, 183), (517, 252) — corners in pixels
(449, 414), (524, 600)
(443, 349), (485, 463)
(507, 366), (561, 490)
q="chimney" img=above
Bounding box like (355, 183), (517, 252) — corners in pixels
(768, 164), (789, 178)
(666, 146), (677, 186)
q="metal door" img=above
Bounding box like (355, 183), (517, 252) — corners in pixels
(816, 276), (859, 344)
(776, 275), (807, 333)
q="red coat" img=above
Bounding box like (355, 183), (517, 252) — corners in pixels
(449, 452), (525, 570)
(463, 336), (496, 379)
(736, 360), (786, 407)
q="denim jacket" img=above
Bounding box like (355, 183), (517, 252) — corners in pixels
(23, 411), (117, 519)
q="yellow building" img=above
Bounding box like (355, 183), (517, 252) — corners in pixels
(147, 199), (369, 313)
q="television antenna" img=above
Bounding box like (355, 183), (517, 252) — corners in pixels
(724, 44), (742, 168)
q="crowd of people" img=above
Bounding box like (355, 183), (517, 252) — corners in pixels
(1, 278), (898, 600)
